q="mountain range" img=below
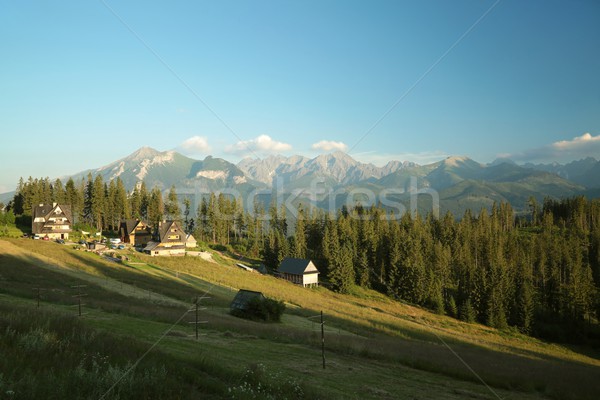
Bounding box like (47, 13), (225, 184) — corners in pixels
(2, 147), (599, 216)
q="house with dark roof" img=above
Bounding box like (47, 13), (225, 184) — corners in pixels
(32, 203), (73, 240)
(230, 289), (265, 312)
(278, 257), (319, 287)
(143, 220), (187, 256)
(119, 219), (152, 246)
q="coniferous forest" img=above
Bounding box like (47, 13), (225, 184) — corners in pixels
(5, 175), (600, 344)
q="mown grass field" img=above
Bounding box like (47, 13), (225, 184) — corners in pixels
(1, 238), (599, 399)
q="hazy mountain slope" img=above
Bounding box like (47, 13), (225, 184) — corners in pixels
(68, 147), (196, 190)
(237, 151), (405, 187)
(425, 156), (485, 190)
(524, 157), (600, 188)
(66, 147), (264, 196)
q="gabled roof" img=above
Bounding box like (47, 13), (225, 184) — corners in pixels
(279, 258), (319, 275)
(32, 203), (73, 234)
(143, 241), (160, 252)
(156, 220), (185, 243)
(121, 219), (138, 235)
(121, 219), (150, 235)
(32, 204), (54, 220)
(230, 289), (265, 311)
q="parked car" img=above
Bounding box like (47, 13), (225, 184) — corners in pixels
(109, 238), (121, 244)
(32, 234), (40, 240)
(55, 239), (65, 244)
(42, 236), (49, 241)
(117, 244), (125, 250)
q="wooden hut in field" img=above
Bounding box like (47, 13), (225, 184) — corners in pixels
(278, 258), (319, 287)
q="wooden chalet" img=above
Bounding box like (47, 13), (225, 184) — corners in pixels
(32, 203), (73, 240)
(278, 257), (319, 287)
(119, 219), (152, 246)
(143, 220), (187, 256)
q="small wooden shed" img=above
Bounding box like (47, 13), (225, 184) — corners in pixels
(278, 258), (320, 287)
(185, 233), (197, 248)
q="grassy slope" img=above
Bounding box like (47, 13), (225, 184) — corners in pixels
(1, 239), (599, 399)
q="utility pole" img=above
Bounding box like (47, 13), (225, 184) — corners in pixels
(33, 286), (46, 308)
(321, 310), (326, 369)
(71, 285), (88, 317)
(308, 311), (326, 369)
(188, 295), (208, 340)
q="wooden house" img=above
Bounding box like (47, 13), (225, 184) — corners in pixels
(119, 219), (152, 246)
(278, 257), (319, 287)
(32, 203), (73, 240)
(143, 220), (187, 256)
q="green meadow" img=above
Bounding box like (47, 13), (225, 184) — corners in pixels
(1, 238), (599, 399)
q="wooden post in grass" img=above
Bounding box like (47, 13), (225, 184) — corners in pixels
(188, 295), (208, 340)
(34, 286), (42, 308)
(33, 286), (46, 308)
(195, 296), (199, 340)
(321, 310), (326, 369)
(71, 285), (87, 317)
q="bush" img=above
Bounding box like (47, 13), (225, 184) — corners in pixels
(231, 298), (286, 322)
(209, 243), (230, 252)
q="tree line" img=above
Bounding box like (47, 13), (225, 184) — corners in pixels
(6, 176), (600, 342)
(8, 175), (181, 231)
(192, 194), (600, 341)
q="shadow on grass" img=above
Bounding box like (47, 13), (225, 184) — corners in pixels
(3, 241), (600, 400)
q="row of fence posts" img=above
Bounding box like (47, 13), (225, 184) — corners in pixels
(32, 283), (328, 368)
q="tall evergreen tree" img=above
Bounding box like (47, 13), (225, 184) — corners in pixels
(165, 185), (181, 221)
(147, 187), (164, 226)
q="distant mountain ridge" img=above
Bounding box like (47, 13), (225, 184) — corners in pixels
(523, 157), (600, 188)
(68, 146), (259, 194)
(237, 151), (417, 187)
(2, 147), (598, 216)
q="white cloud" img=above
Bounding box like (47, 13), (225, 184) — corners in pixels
(311, 140), (348, 152)
(178, 136), (211, 154)
(504, 132), (600, 163)
(225, 134), (292, 155)
(554, 132), (600, 150)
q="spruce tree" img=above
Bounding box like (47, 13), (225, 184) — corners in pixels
(165, 185), (181, 222)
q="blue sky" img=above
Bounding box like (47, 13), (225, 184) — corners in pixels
(1, 0), (599, 193)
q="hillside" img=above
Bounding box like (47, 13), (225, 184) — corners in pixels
(1, 238), (599, 399)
